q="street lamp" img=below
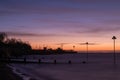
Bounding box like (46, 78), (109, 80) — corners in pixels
(73, 45), (75, 51)
(112, 36), (117, 65)
(86, 42), (89, 62)
(79, 42), (95, 62)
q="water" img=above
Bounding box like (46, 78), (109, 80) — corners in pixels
(9, 53), (120, 80)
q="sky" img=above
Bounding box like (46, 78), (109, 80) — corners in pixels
(0, 0), (120, 51)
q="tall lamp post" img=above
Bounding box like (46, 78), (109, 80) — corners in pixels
(79, 42), (95, 62)
(112, 36), (117, 65)
(86, 42), (89, 62)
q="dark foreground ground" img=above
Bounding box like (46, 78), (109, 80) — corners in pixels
(0, 62), (23, 80)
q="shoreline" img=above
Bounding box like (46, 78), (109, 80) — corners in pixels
(0, 63), (23, 80)
(8, 64), (32, 80)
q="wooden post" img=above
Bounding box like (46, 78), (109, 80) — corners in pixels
(68, 60), (71, 64)
(38, 59), (41, 63)
(54, 59), (56, 64)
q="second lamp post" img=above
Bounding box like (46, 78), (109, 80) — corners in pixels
(112, 36), (117, 65)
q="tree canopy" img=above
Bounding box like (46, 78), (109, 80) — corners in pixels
(0, 32), (32, 58)
(0, 32), (7, 42)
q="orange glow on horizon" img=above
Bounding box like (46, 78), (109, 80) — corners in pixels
(30, 42), (120, 52)
(10, 33), (120, 52)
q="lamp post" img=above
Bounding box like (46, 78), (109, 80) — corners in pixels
(79, 42), (96, 63)
(73, 45), (75, 51)
(86, 42), (89, 62)
(112, 36), (117, 65)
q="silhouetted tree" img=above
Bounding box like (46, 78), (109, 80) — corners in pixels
(0, 32), (7, 58)
(6, 38), (32, 57)
(0, 32), (32, 58)
(55, 48), (63, 54)
(0, 32), (7, 42)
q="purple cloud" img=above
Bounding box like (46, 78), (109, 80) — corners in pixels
(73, 26), (120, 34)
(3, 31), (69, 37)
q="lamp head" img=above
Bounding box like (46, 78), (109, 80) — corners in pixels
(112, 36), (117, 40)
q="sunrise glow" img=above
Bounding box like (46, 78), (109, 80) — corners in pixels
(1, 0), (120, 52)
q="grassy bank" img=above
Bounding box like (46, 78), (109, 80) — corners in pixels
(0, 63), (23, 80)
